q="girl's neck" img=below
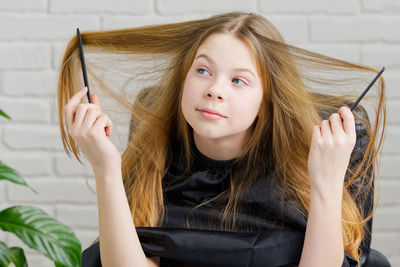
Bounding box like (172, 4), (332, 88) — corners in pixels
(192, 130), (249, 161)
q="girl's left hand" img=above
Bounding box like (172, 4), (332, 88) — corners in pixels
(307, 106), (357, 197)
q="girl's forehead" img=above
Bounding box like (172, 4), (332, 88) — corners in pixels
(194, 33), (260, 76)
(197, 33), (242, 51)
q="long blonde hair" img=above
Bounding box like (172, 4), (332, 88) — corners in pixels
(57, 12), (385, 265)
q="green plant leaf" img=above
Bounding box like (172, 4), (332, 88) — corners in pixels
(0, 109), (11, 120)
(0, 241), (27, 267)
(0, 241), (12, 267)
(9, 246), (27, 267)
(0, 206), (81, 267)
(0, 160), (38, 194)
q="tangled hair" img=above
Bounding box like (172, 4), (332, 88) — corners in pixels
(57, 12), (385, 265)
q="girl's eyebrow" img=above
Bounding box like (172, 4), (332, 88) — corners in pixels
(195, 54), (256, 79)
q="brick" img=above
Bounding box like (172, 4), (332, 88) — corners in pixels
(387, 100), (400, 124)
(50, 0), (151, 14)
(54, 153), (94, 177)
(0, 43), (50, 70)
(379, 180), (400, 206)
(0, 15), (100, 41)
(260, 0), (358, 14)
(0, 125), (5, 151)
(56, 205), (98, 228)
(23, 254), (54, 267)
(361, 45), (400, 69)
(0, 97), (50, 122)
(387, 257), (400, 266)
(384, 72), (400, 99)
(310, 17), (400, 42)
(7, 178), (98, 204)
(75, 229), (99, 251)
(362, 0), (400, 13)
(0, 152), (52, 176)
(362, 0), (384, 11)
(268, 17), (308, 44)
(51, 97), (61, 124)
(299, 44), (360, 63)
(156, 0), (257, 15)
(0, 0), (47, 12)
(3, 71), (58, 96)
(381, 125), (400, 155)
(52, 42), (69, 71)
(3, 125), (64, 151)
(0, 183), (5, 202)
(380, 155), (400, 178)
(373, 206), (400, 230)
(371, 232), (400, 257)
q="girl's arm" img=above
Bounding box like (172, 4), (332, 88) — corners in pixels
(64, 88), (159, 266)
(95, 167), (159, 267)
(298, 188), (344, 267)
(299, 106), (357, 267)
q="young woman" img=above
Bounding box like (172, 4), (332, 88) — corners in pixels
(58, 12), (388, 267)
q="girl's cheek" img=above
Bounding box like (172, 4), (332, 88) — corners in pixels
(187, 77), (204, 92)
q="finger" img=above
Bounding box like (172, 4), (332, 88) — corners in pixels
(311, 125), (322, 145)
(329, 113), (344, 137)
(81, 109), (102, 133)
(92, 113), (113, 137)
(320, 120), (333, 139)
(68, 87), (88, 109)
(65, 87), (88, 130)
(338, 106), (356, 136)
(73, 104), (101, 128)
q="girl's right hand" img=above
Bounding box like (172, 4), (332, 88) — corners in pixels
(307, 106), (356, 198)
(64, 87), (121, 175)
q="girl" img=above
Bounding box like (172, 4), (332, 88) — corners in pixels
(58, 12), (389, 267)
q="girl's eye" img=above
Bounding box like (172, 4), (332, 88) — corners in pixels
(232, 78), (246, 86)
(197, 68), (210, 76)
(197, 68), (246, 86)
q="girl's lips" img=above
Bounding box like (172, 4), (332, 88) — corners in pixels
(196, 108), (227, 120)
(196, 108), (226, 117)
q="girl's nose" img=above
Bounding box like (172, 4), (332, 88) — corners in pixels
(205, 90), (224, 101)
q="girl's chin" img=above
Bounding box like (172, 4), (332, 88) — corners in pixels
(192, 127), (226, 140)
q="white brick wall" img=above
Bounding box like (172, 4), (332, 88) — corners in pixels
(259, 0), (359, 14)
(0, 0), (399, 266)
(310, 16), (400, 42)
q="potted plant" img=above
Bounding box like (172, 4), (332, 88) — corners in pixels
(0, 108), (81, 267)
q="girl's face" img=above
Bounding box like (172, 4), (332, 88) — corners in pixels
(181, 33), (264, 150)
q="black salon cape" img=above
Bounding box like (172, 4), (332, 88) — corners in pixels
(82, 116), (373, 267)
